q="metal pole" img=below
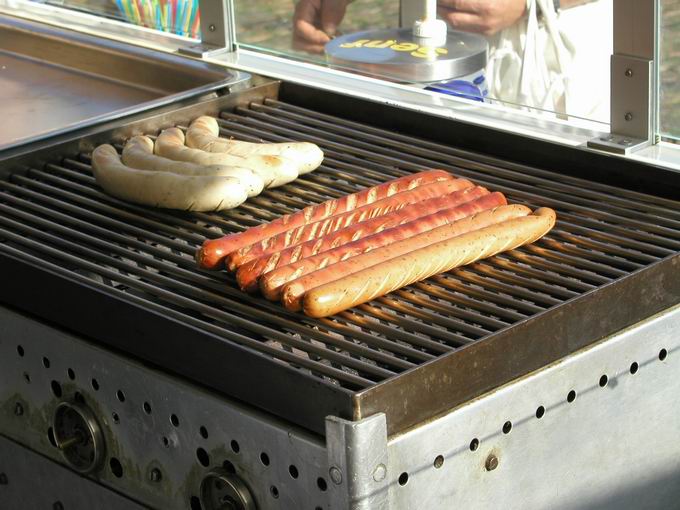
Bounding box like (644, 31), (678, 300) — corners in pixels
(400, 0), (421, 27)
(588, 0), (657, 155)
(178, 0), (236, 58)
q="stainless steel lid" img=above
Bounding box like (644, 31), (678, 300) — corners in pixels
(325, 28), (488, 83)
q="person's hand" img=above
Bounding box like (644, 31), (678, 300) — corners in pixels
(437, 0), (527, 36)
(293, 0), (350, 53)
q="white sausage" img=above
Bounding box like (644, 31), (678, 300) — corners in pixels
(122, 136), (263, 197)
(92, 145), (248, 212)
(155, 128), (298, 191)
(186, 116), (323, 176)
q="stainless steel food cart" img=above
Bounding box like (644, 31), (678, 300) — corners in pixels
(1, 1), (679, 508)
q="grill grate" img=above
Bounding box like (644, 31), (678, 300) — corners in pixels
(1, 98), (680, 428)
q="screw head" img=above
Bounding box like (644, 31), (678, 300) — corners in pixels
(329, 466), (343, 485)
(0, 473), (8, 485)
(14, 403), (23, 416)
(372, 463), (386, 482)
(625, 112), (633, 121)
(209, 24), (216, 32)
(149, 468), (162, 483)
(485, 454), (499, 471)
(625, 68), (633, 77)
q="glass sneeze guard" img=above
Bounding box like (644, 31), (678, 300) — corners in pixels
(659, 0), (680, 143)
(2, 0), (679, 160)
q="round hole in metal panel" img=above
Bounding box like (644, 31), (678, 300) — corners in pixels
(230, 440), (240, 453)
(317, 477), (328, 491)
(398, 472), (409, 486)
(109, 457), (123, 478)
(196, 448), (210, 468)
(433, 455), (444, 469)
(51, 381), (62, 398)
(91, 378), (99, 391)
(260, 452), (270, 466)
(47, 427), (57, 448)
(23, 372), (30, 384)
(567, 390), (577, 403)
(502, 421), (512, 434)
(630, 361), (639, 374)
(200, 426), (209, 439)
(599, 375), (608, 387)
(116, 390), (125, 403)
(289, 465), (299, 479)
(469, 438), (479, 451)
(42, 357), (50, 369)
(536, 406), (545, 419)
(270, 486), (279, 499)
(16, 345), (24, 357)
(143, 402), (152, 415)
(161, 436), (170, 448)
(222, 460), (236, 475)
(189, 496), (202, 510)
(67, 368), (76, 381)
(659, 349), (668, 361)
(170, 414), (180, 427)
(112, 412), (120, 424)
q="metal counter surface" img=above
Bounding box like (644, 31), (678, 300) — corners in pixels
(0, 14), (247, 151)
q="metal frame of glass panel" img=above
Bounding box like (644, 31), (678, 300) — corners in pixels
(588, 0), (657, 155)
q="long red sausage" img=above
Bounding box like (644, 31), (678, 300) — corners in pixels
(281, 204), (530, 311)
(235, 186), (493, 293)
(196, 169), (454, 269)
(302, 207), (555, 318)
(258, 192), (506, 299)
(225, 178), (473, 271)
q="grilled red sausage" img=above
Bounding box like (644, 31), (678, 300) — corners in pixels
(282, 204), (533, 312)
(235, 186), (493, 293)
(302, 207), (556, 318)
(196, 169), (454, 269)
(226, 178), (473, 271)
(257, 191), (506, 299)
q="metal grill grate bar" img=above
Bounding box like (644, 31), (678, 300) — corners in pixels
(0, 183), (444, 368)
(0, 213), (405, 382)
(260, 99), (680, 219)
(218, 114), (680, 254)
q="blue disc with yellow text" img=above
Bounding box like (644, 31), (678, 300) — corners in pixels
(325, 28), (487, 83)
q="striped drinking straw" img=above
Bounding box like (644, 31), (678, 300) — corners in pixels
(117, 0), (200, 37)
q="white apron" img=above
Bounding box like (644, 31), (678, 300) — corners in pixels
(485, 0), (613, 123)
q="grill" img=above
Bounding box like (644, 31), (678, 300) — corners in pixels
(1, 87), (679, 436)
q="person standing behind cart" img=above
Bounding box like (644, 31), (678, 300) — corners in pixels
(293, 0), (612, 122)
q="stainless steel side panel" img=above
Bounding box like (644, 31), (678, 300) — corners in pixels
(0, 435), (147, 509)
(384, 304), (680, 509)
(0, 305), (328, 510)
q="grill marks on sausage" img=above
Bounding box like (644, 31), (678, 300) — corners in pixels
(254, 191), (506, 298)
(196, 169), (453, 269)
(301, 208), (557, 318)
(196, 168), (554, 317)
(236, 186), (495, 293)
(225, 178), (472, 271)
